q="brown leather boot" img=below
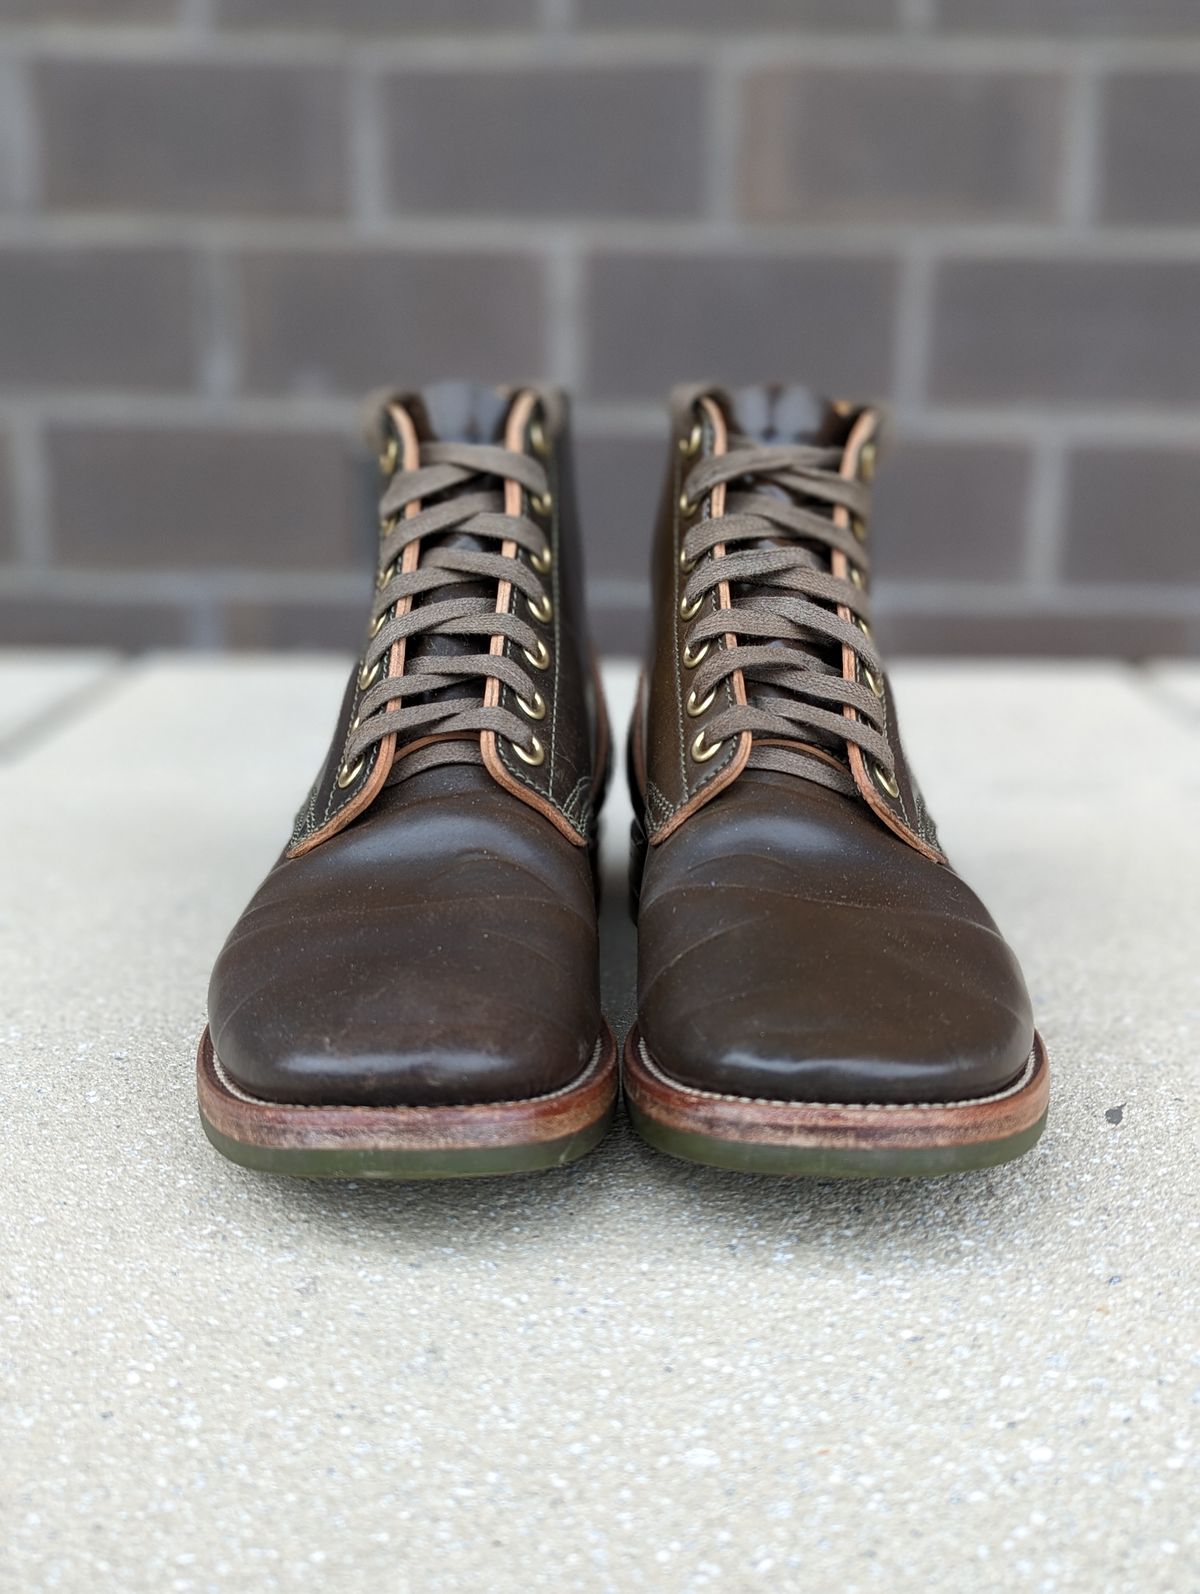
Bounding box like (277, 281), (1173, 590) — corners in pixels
(198, 382), (617, 1177)
(624, 384), (1049, 1177)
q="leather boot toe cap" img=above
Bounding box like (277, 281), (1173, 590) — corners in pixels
(637, 776), (1035, 1107)
(208, 771), (602, 1108)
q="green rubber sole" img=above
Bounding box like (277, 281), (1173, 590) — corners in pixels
(627, 1098), (1048, 1179)
(196, 1023), (619, 1181)
(199, 1104), (615, 1180)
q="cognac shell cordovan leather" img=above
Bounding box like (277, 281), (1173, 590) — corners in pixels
(207, 382), (610, 1109)
(630, 384), (1037, 1108)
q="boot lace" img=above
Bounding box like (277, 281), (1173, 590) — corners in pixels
(340, 439), (554, 786)
(677, 438), (894, 799)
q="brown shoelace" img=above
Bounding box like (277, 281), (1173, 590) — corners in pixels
(678, 439), (894, 798)
(342, 440), (553, 782)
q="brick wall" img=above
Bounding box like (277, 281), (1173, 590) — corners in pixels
(0, 1), (1197, 655)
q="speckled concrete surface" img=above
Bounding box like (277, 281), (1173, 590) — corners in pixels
(2, 654), (1198, 1594)
(0, 649), (116, 747)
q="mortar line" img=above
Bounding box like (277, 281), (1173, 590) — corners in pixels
(347, 56), (388, 233)
(1059, 65), (1103, 228)
(4, 211), (1200, 257)
(6, 411), (53, 570)
(1024, 440), (1070, 587)
(891, 249), (935, 412)
(2, 390), (1199, 445)
(0, 564), (1196, 616)
(0, 54), (38, 212)
(6, 29), (1200, 70)
(545, 236), (584, 390)
(193, 247), (240, 399)
(705, 48), (740, 226)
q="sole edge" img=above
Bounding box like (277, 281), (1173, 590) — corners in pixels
(623, 1027), (1050, 1179)
(197, 1023), (618, 1180)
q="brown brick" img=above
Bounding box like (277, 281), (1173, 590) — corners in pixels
(36, 60), (347, 217)
(578, 0), (894, 26)
(218, 0), (534, 27)
(935, 0), (1198, 33)
(48, 427), (361, 570)
(0, 594), (192, 649)
(872, 440), (1032, 582)
(876, 605), (1200, 657)
(573, 434), (665, 585)
(382, 68), (705, 220)
(584, 253), (897, 401)
(1064, 448), (1200, 585)
(224, 596), (365, 650)
(238, 250), (547, 397)
(1100, 74), (1200, 227)
(929, 259), (1200, 405)
(0, 248), (194, 390)
(0, 0), (174, 15)
(741, 68), (1063, 224)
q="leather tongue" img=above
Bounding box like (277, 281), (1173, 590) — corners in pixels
(724, 383), (857, 449)
(408, 379), (514, 447)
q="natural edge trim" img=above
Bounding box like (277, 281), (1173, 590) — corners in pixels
(623, 1027), (1050, 1153)
(197, 1023), (618, 1155)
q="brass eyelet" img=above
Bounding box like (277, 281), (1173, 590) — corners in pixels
(679, 592), (703, 622)
(529, 418), (549, 457)
(678, 420), (703, 458)
(378, 433), (399, 476)
(852, 516), (867, 542)
(849, 565), (864, 589)
(357, 658), (381, 691)
(368, 610), (388, 639)
(682, 639), (710, 669)
(857, 616), (872, 641)
(530, 490), (553, 517)
(679, 545), (698, 572)
(690, 729), (724, 764)
(376, 560), (396, 591)
(679, 490), (700, 519)
(530, 545), (553, 574)
(523, 639), (551, 671)
(859, 442), (877, 483)
(511, 734), (545, 767)
(863, 665), (885, 699)
(527, 592), (553, 624)
(336, 755), (365, 789)
(686, 685), (716, 718)
(516, 689), (546, 721)
(873, 762), (900, 799)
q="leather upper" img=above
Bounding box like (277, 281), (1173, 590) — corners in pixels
(632, 384), (1036, 1106)
(210, 765), (602, 1107)
(637, 771), (1034, 1105)
(209, 382), (606, 1108)
(289, 382), (599, 856)
(636, 384), (941, 857)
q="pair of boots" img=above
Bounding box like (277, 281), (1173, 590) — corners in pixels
(198, 380), (1048, 1181)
